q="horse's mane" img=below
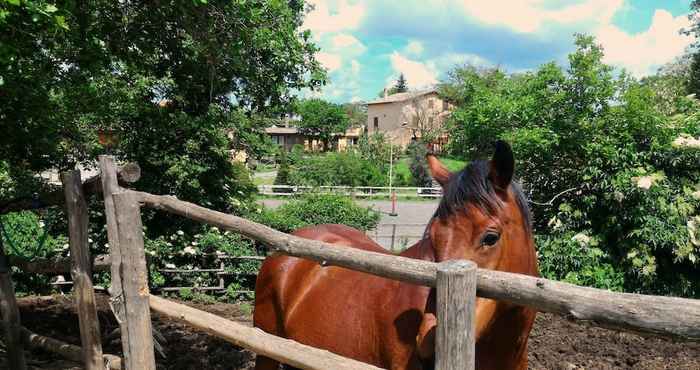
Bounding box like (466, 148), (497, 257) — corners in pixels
(433, 160), (532, 235)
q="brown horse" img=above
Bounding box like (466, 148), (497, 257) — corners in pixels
(253, 141), (538, 370)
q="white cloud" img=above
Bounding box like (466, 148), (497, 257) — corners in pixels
(428, 52), (491, 71)
(329, 33), (367, 56)
(596, 10), (693, 77)
(316, 52), (342, 72)
(404, 40), (425, 56)
(461, 0), (624, 34)
(304, 0), (367, 35)
(389, 52), (439, 88)
(350, 59), (361, 75)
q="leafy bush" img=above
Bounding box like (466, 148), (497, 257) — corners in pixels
(274, 150), (291, 188)
(253, 195), (381, 233)
(442, 35), (700, 296)
(0, 210), (68, 294)
(406, 142), (432, 187)
(290, 151), (387, 187)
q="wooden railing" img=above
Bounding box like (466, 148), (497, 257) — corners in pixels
(96, 155), (700, 370)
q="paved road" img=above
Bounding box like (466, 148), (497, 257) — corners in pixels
(259, 199), (439, 251)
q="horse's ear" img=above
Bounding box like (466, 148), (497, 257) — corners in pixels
(489, 140), (514, 191)
(426, 154), (451, 188)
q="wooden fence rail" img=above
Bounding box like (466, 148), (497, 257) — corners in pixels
(134, 190), (700, 340)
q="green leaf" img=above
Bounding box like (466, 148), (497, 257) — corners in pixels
(54, 15), (68, 30)
(44, 4), (58, 13)
(6, 0), (20, 6)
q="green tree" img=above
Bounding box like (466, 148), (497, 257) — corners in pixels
(442, 34), (700, 297)
(0, 1), (325, 227)
(274, 150), (291, 186)
(296, 99), (350, 151)
(406, 142), (431, 187)
(343, 102), (368, 127)
(395, 73), (408, 93)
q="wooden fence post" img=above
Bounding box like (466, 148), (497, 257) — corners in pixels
(0, 237), (27, 370)
(99, 156), (131, 363)
(435, 260), (477, 370)
(112, 191), (156, 370)
(61, 170), (104, 370)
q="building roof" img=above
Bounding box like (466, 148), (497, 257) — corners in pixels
(367, 88), (438, 105)
(265, 126), (299, 135)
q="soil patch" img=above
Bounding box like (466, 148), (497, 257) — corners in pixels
(2, 294), (698, 369)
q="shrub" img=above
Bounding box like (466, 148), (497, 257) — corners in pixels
(274, 150), (292, 193)
(290, 151), (387, 187)
(253, 194), (381, 233)
(406, 142), (432, 187)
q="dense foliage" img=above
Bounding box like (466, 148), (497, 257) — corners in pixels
(441, 35), (700, 296)
(0, 0), (324, 226)
(289, 151), (388, 187)
(295, 98), (350, 151)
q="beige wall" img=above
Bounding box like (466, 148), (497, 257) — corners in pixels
(366, 92), (451, 147)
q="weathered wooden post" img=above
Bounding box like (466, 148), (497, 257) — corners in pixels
(61, 170), (104, 370)
(435, 260), (477, 370)
(0, 236), (27, 370)
(100, 156), (156, 370)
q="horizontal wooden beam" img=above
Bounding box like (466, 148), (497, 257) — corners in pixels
(149, 295), (381, 370)
(9, 254), (111, 274)
(0, 163), (140, 215)
(20, 326), (122, 370)
(135, 190), (700, 340)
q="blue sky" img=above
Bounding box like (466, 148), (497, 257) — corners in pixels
(301, 0), (695, 103)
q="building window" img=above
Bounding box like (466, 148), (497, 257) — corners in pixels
(443, 100), (449, 110)
(373, 117), (379, 130)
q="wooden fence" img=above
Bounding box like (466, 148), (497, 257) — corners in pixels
(97, 155), (700, 370)
(2, 155), (699, 370)
(0, 165), (138, 370)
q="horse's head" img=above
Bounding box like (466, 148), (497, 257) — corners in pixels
(426, 141), (535, 272)
(424, 141), (538, 342)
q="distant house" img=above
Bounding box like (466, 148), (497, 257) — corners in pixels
(366, 88), (452, 148)
(265, 125), (306, 151)
(265, 124), (364, 152)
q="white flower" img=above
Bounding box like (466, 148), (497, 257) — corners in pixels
(104, 243), (109, 249)
(613, 191), (625, 202)
(176, 230), (184, 236)
(165, 263), (176, 269)
(183, 246), (197, 255)
(211, 227), (219, 232)
(547, 217), (562, 230)
(38, 221), (45, 228)
(572, 233), (591, 247)
(88, 238), (93, 243)
(636, 176), (653, 190)
(672, 135), (700, 149)
(688, 217), (700, 248)
(633, 172), (665, 190)
(61, 243), (70, 250)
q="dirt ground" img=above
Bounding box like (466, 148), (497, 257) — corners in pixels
(2, 294), (698, 370)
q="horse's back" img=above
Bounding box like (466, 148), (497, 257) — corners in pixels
(253, 224), (418, 368)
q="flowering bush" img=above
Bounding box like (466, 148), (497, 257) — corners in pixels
(442, 35), (700, 296)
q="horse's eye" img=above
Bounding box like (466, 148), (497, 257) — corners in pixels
(481, 232), (500, 247)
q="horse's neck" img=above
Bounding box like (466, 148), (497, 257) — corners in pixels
(399, 237), (436, 262)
